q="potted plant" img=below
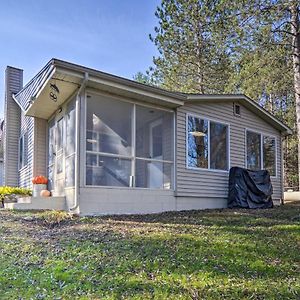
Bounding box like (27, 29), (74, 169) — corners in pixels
(32, 176), (48, 197)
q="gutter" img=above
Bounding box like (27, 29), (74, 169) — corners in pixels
(70, 72), (89, 212)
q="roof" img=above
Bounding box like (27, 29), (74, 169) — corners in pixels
(12, 58), (292, 135)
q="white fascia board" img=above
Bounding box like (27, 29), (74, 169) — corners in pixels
(24, 66), (57, 116)
(88, 75), (185, 107)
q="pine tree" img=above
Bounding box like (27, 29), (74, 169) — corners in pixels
(149, 0), (300, 188)
(149, 0), (233, 93)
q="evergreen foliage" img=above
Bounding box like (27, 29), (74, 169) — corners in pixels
(134, 0), (300, 188)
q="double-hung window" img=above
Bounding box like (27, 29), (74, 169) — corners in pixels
(187, 115), (229, 171)
(246, 130), (276, 176)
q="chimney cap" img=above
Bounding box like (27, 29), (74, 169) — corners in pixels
(6, 65), (23, 72)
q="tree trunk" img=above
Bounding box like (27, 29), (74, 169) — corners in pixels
(290, 3), (300, 189)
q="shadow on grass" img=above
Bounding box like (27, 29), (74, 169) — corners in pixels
(48, 223), (300, 299)
(97, 204), (300, 227)
(1, 206), (300, 299)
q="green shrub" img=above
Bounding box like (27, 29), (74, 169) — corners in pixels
(0, 186), (32, 201)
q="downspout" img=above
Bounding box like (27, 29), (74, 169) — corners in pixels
(70, 72), (89, 212)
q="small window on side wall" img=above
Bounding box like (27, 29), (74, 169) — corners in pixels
(233, 103), (241, 116)
(19, 132), (28, 169)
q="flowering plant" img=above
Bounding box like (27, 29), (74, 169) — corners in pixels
(32, 176), (48, 184)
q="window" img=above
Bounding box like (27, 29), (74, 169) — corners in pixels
(233, 103), (241, 116)
(19, 132), (28, 169)
(246, 130), (276, 176)
(85, 94), (174, 189)
(187, 115), (229, 171)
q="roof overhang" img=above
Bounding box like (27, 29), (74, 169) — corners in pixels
(186, 94), (292, 136)
(13, 59), (185, 119)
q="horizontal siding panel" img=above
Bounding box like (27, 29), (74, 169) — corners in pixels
(19, 114), (34, 189)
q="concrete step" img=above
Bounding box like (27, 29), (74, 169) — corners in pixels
(4, 196), (66, 210)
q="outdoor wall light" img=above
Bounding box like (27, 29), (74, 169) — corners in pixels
(49, 83), (60, 102)
(189, 131), (206, 137)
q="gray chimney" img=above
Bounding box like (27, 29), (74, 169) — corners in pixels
(3, 66), (23, 186)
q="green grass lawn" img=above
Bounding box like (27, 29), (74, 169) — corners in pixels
(0, 204), (300, 300)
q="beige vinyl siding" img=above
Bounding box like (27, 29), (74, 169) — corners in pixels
(18, 116), (47, 189)
(3, 67), (22, 186)
(176, 101), (283, 200)
(18, 112), (34, 189)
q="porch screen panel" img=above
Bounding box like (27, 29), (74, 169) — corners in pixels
(47, 119), (55, 191)
(135, 106), (173, 161)
(86, 95), (132, 156)
(86, 95), (133, 187)
(135, 160), (173, 189)
(86, 155), (131, 187)
(65, 99), (76, 187)
(135, 105), (174, 189)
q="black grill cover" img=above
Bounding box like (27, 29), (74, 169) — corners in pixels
(228, 167), (273, 209)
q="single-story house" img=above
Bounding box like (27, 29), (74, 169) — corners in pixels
(3, 59), (291, 215)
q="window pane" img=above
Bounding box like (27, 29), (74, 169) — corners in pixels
(48, 119), (55, 166)
(65, 155), (75, 187)
(135, 160), (172, 189)
(19, 133), (28, 169)
(187, 116), (208, 168)
(47, 166), (53, 191)
(66, 99), (76, 156)
(86, 153), (97, 166)
(86, 155), (131, 187)
(136, 105), (173, 161)
(210, 122), (228, 170)
(57, 118), (63, 151)
(86, 131), (98, 151)
(247, 131), (261, 170)
(57, 155), (63, 174)
(263, 136), (276, 176)
(19, 136), (23, 168)
(86, 95), (133, 156)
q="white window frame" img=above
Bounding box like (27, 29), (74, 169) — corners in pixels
(186, 113), (231, 173)
(84, 91), (175, 190)
(245, 128), (277, 178)
(18, 132), (27, 170)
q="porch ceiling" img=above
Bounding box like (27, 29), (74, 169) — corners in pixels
(25, 72), (81, 119)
